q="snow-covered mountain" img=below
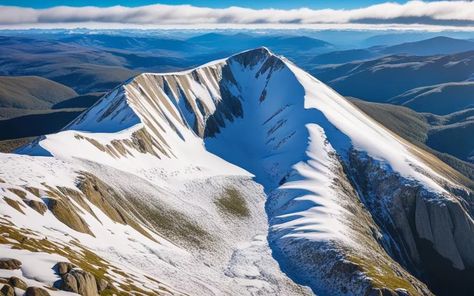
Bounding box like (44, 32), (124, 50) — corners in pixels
(1, 47), (474, 296)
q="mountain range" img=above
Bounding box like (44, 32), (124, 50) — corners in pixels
(313, 50), (474, 114)
(1, 32), (473, 167)
(1, 48), (474, 296)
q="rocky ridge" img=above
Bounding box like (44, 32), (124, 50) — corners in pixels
(0, 48), (473, 295)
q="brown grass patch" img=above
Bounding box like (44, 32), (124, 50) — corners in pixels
(215, 188), (249, 217)
(3, 197), (25, 214)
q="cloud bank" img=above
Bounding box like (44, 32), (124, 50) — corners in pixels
(1, 1), (474, 29)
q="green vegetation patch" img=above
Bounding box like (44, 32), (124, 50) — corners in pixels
(348, 254), (418, 295)
(215, 188), (249, 218)
(131, 197), (210, 248)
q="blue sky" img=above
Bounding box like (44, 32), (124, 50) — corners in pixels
(0, 0), (406, 9)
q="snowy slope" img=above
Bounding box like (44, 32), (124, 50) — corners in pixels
(1, 47), (473, 296)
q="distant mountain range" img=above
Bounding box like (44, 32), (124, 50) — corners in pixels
(390, 82), (474, 115)
(188, 32), (333, 53)
(0, 33), (335, 95)
(314, 50), (474, 115)
(0, 36), (183, 94)
(1, 31), (473, 166)
(353, 99), (474, 172)
(312, 36), (474, 65)
(0, 76), (77, 118)
(311, 49), (377, 65)
(2, 33), (473, 96)
(380, 36), (474, 56)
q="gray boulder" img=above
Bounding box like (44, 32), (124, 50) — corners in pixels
(55, 262), (74, 275)
(61, 272), (79, 293)
(60, 268), (98, 296)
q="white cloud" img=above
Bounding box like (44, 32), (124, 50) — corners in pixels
(1, 1), (474, 29)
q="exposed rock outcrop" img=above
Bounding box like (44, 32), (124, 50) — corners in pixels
(45, 198), (93, 236)
(62, 269), (99, 296)
(2, 197), (24, 214)
(415, 196), (474, 270)
(56, 262), (100, 296)
(76, 172), (156, 242)
(24, 287), (50, 296)
(268, 150), (433, 296)
(348, 149), (474, 295)
(55, 262), (74, 276)
(8, 276), (27, 290)
(366, 287), (411, 296)
(0, 258), (21, 270)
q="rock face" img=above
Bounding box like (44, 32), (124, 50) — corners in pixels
(61, 272), (79, 293)
(56, 262), (99, 296)
(366, 287), (407, 296)
(348, 150), (474, 295)
(55, 262), (74, 275)
(45, 198), (93, 236)
(415, 196), (474, 270)
(24, 287), (51, 296)
(267, 156), (434, 296)
(0, 258), (21, 270)
(61, 269), (98, 296)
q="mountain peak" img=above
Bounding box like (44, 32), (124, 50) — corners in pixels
(226, 46), (278, 67)
(6, 46), (474, 296)
(24, 45), (453, 195)
(235, 46), (273, 56)
(55, 47), (286, 138)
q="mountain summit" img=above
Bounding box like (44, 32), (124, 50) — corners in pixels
(1, 48), (474, 295)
